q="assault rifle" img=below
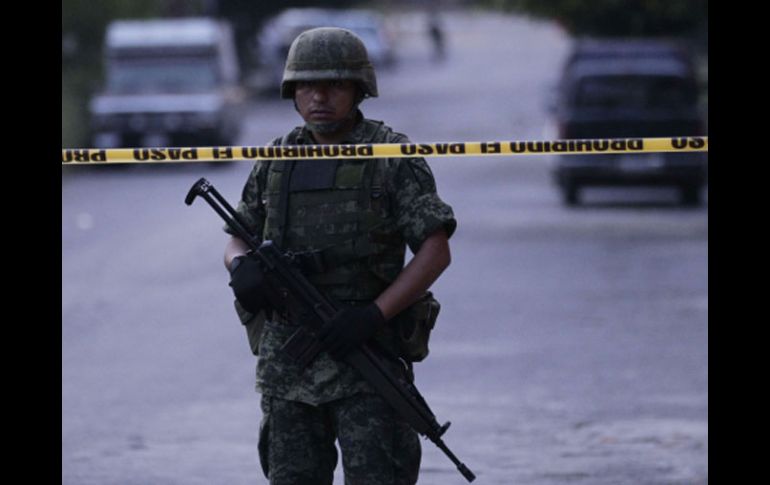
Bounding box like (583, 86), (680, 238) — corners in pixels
(185, 177), (475, 483)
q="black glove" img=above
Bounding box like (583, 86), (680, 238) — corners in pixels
(228, 254), (269, 314)
(318, 303), (386, 360)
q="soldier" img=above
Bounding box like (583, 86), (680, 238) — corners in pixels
(223, 27), (456, 485)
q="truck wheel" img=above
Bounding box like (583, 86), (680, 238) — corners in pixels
(562, 183), (580, 206)
(680, 184), (701, 206)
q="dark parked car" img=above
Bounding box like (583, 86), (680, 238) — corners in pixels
(550, 39), (707, 206)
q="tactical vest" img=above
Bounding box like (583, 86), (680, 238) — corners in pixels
(260, 120), (406, 302)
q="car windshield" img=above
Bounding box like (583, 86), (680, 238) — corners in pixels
(106, 56), (219, 94)
(575, 75), (696, 110)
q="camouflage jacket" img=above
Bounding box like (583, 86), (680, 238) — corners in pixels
(226, 112), (456, 405)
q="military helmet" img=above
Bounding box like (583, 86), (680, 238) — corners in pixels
(280, 27), (378, 99)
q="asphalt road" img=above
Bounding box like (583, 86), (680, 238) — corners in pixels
(62, 10), (708, 485)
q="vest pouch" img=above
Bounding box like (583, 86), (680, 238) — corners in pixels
(394, 292), (440, 362)
(235, 299), (266, 356)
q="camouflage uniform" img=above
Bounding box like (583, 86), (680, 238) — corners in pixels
(227, 112), (456, 484)
(226, 25), (456, 485)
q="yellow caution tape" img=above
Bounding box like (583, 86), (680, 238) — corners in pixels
(62, 136), (707, 165)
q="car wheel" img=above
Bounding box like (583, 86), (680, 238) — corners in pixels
(679, 184), (701, 206)
(562, 183), (580, 206)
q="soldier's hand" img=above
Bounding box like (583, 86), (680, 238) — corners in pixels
(228, 254), (269, 314)
(318, 303), (386, 360)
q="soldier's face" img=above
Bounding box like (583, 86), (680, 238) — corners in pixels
(294, 80), (358, 126)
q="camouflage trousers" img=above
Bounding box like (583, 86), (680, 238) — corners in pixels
(258, 392), (421, 485)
